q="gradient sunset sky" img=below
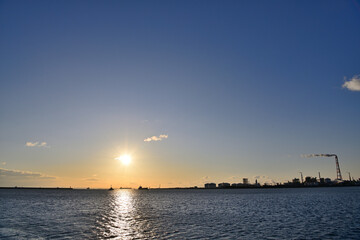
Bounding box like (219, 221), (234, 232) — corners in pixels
(1, 0), (359, 188)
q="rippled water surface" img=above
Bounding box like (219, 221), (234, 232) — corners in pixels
(1, 187), (360, 239)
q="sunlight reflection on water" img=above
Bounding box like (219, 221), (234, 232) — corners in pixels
(102, 190), (142, 239)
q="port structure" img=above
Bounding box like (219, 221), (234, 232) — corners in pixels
(334, 155), (342, 181)
(299, 172), (304, 184)
(304, 154), (343, 181)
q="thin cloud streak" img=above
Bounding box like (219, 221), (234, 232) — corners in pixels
(84, 178), (99, 182)
(25, 141), (48, 147)
(342, 75), (360, 91)
(144, 134), (168, 142)
(0, 168), (56, 179)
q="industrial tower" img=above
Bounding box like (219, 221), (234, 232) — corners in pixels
(304, 154), (343, 181)
(334, 155), (342, 181)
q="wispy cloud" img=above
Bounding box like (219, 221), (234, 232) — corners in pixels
(0, 168), (56, 180)
(84, 178), (99, 182)
(25, 141), (48, 147)
(342, 75), (360, 91)
(1, 162), (6, 165)
(201, 176), (210, 183)
(144, 134), (168, 142)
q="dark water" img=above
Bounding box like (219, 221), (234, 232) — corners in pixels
(1, 187), (359, 239)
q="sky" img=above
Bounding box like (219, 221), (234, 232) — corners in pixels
(0, 0), (359, 188)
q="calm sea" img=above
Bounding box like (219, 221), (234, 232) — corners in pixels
(1, 187), (359, 239)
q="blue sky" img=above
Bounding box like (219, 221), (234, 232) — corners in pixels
(0, 0), (359, 187)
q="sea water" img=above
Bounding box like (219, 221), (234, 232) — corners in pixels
(1, 187), (359, 239)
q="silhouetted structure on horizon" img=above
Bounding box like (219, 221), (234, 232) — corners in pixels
(205, 183), (216, 189)
(205, 175), (360, 189)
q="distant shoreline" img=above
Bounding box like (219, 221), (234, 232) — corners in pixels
(149, 185), (360, 190)
(0, 187), (74, 190)
(0, 185), (359, 190)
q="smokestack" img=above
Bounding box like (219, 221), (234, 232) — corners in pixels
(347, 172), (351, 181)
(299, 172), (304, 184)
(335, 155), (342, 181)
(302, 154), (342, 181)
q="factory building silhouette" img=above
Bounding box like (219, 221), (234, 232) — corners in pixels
(204, 154), (358, 188)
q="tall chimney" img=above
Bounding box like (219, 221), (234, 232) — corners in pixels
(335, 155), (342, 180)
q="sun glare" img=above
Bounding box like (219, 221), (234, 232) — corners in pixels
(116, 155), (132, 165)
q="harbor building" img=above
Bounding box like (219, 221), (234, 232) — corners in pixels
(205, 183), (216, 189)
(218, 182), (231, 188)
(243, 178), (249, 185)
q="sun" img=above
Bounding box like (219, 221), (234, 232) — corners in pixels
(116, 155), (132, 165)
